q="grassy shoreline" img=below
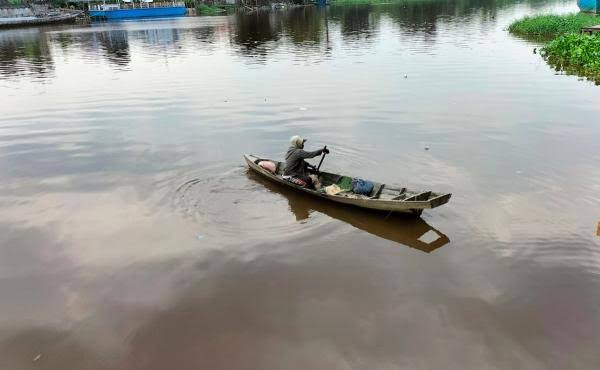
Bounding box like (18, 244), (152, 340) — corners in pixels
(508, 13), (600, 38)
(330, 0), (439, 5)
(196, 4), (227, 15)
(330, 0), (401, 4)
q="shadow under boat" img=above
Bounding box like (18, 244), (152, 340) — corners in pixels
(246, 169), (450, 253)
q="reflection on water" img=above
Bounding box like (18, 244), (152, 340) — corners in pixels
(2, 0), (600, 369)
(96, 30), (130, 66)
(247, 169), (450, 253)
(0, 0), (564, 75)
(0, 29), (54, 78)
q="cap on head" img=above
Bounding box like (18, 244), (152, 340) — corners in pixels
(290, 135), (306, 149)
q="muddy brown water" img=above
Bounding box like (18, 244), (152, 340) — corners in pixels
(1, 1), (600, 369)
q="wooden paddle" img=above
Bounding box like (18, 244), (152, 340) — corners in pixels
(316, 145), (328, 173)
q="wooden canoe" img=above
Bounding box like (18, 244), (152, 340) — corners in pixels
(244, 154), (451, 215)
(246, 169), (450, 252)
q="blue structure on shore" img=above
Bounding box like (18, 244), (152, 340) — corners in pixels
(578, 0), (600, 13)
(89, 2), (187, 20)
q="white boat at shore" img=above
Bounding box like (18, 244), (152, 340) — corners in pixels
(0, 2), (82, 28)
(0, 10), (82, 27)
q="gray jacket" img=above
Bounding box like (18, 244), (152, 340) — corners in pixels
(283, 146), (324, 177)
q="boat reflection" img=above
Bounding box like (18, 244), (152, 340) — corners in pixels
(247, 170), (450, 253)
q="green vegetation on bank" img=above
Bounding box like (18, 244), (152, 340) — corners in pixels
(331, 0), (396, 4)
(541, 33), (600, 80)
(508, 13), (600, 38)
(196, 3), (227, 15)
(330, 0), (437, 4)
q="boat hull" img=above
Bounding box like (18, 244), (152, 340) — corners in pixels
(89, 6), (187, 20)
(0, 11), (82, 28)
(244, 154), (451, 215)
(578, 0), (599, 13)
(247, 169), (451, 252)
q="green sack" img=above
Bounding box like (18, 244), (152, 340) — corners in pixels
(336, 176), (353, 191)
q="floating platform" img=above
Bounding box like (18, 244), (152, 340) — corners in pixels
(581, 25), (600, 35)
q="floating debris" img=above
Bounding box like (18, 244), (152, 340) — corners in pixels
(197, 234), (204, 240)
(404, 74), (408, 78)
(299, 107), (307, 111)
(424, 146), (430, 151)
(33, 354), (42, 362)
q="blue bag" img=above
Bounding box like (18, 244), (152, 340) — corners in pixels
(351, 178), (374, 195)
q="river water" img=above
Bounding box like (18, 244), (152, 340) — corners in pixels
(1, 1), (600, 369)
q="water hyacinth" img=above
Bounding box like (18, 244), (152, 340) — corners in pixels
(541, 34), (600, 81)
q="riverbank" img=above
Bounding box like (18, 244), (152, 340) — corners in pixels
(329, 0), (435, 4)
(508, 13), (600, 38)
(330, 0), (401, 4)
(195, 4), (228, 15)
(509, 13), (600, 83)
(182, 2), (312, 16)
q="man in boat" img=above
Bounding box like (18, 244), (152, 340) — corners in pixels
(284, 135), (329, 189)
